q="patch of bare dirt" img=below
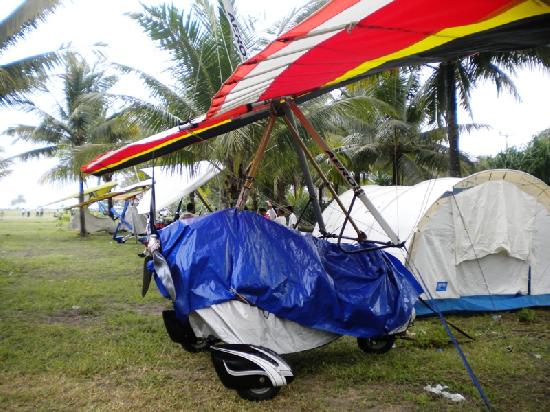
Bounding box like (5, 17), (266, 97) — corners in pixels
(126, 301), (171, 316)
(46, 309), (100, 325)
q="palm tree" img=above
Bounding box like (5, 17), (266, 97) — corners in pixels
(121, 1), (251, 206)
(5, 54), (138, 235)
(0, 0), (62, 107)
(423, 49), (550, 177)
(123, 1), (329, 209)
(329, 70), (449, 185)
(0, 147), (12, 178)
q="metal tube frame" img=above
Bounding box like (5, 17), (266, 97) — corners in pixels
(281, 111), (364, 239)
(236, 115), (276, 209)
(287, 99), (400, 244)
(281, 105), (326, 234)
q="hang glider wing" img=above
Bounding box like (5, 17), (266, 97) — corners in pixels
(113, 188), (149, 202)
(66, 191), (124, 209)
(65, 180), (152, 209)
(82, 0), (550, 176)
(137, 161), (222, 214)
(45, 181), (119, 205)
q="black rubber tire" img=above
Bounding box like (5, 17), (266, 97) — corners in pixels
(357, 335), (396, 354)
(161, 310), (209, 353)
(178, 318), (209, 353)
(236, 386), (280, 401)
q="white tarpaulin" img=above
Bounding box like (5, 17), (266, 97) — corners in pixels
(137, 161), (222, 214)
(315, 170), (550, 312)
(189, 300), (339, 355)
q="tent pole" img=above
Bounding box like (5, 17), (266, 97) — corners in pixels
(281, 105), (326, 234)
(282, 110), (364, 238)
(236, 115), (276, 209)
(287, 100), (400, 244)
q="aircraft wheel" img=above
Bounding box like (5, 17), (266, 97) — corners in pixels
(162, 310), (208, 353)
(357, 335), (395, 354)
(236, 386), (280, 401)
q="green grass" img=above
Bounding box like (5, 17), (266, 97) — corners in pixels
(0, 213), (549, 411)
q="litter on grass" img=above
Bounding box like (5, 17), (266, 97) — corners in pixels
(424, 384), (466, 402)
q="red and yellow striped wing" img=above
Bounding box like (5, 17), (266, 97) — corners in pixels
(83, 0), (550, 176)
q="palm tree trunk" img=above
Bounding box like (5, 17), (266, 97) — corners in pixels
(392, 133), (401, 185)
(445, 60), (461, 177)
(251, 190), (258, 212)
(78, 173), (86, 237)
(103, 174), (114, 219)
(225, 166), (243, 208)
(291, 173), (302, 198)
(392, 151), (402, 185)
(229, 165), (244, 208)
(275, 179), (287, 205)
(223, 175), (231, 208)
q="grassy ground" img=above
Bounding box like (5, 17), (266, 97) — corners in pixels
(0, 212), (548, 411)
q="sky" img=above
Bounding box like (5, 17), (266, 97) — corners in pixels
(0, 0), (549, 208)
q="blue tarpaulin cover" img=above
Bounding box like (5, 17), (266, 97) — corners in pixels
(152, 209), (422, 338)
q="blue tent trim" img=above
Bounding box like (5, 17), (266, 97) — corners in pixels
(152, 209), (422, 338)
(415, 294), (550, 316)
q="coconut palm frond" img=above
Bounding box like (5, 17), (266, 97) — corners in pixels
(0, 147), (13, 179)
(120, 99), (185, 131)
(0, 51), (60, 106)
(112, 64), (199, 116)
(12, 145), (58, 161)
(0, 0), (62, 52)
(131, 4), (218, 98)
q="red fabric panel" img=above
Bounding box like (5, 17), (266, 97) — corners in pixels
(259, 0), (516, 100)
(206, 0), (361, 118)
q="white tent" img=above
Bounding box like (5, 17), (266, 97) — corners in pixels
(314, 170), (550, 314)
(137, 161), (222, 214)
(69, 208), (117, 234)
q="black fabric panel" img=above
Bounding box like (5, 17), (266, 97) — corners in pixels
(415, 14), (550, 61)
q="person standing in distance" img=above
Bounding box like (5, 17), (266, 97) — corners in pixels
(274, 207), (287, 226)
(287, 205), (297, 229)
(180, 202), (196, 220)
(266, 200), (277, 220)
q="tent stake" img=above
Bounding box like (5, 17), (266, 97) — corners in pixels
(236, 115), (276, 209)
(287, 100), (400, 244)
(282, 111), (364, 238)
